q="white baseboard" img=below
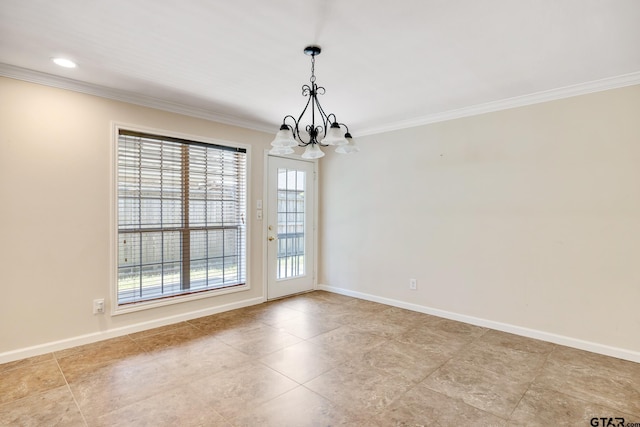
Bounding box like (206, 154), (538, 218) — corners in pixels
(0, 297), (264, 365)
(318, 284), (640, 364)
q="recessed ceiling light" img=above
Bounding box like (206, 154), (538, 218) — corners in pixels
(52, 58), (77, 68)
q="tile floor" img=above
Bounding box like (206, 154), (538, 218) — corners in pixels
(1, 291), (639, 426)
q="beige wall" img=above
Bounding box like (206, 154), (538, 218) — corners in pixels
(0, 77), (271, 358)
(2, 76), (639, 362)
(319, 85), (640, 360)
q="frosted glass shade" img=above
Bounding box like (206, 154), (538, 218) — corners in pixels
(322, 123), (348, 146)
(335, 134), (359, 154)
(270, 127), (297, 147)
(301, 143), (325, 159)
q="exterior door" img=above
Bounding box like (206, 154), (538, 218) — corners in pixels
(266, 155), (315, 299)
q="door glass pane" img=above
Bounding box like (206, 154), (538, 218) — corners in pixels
(277, 168), (305, 279)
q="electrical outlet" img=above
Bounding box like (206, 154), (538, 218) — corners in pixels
(409, 278), (417, 290)
(93, 299), (105, 314)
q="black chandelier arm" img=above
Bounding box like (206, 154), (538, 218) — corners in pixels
(294, 94), (315, 144)
(280, 115), (299, 131)
(304, 124), (324, 146)
(302, 82), (325, 95)
(325, 113), (349, 134)
(339, 123), (350, 134)
(319, 106), (346, 138)
(281, 110), (350, 147)
(279, 115), (303, 145)
(278, 115), (300, 141)
(309, 93), (332, 136)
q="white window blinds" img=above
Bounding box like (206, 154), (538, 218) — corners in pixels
(117, 130), (247, 305)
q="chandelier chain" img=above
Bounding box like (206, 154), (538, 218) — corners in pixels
(310, 54), (316, 83)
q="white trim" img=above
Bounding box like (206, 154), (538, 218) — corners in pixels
(0, 297), (263, 365)
(261, 149), (270, 303)
(312, 160), (319, 291)
(0, 63), (274, 134)
(110, 122), (252, 315)
(317, 284), (640, 364)
(112, 285), (251, 316)
(264, 154), (318, 300)
(109, 121), (117, 316)
(3, 63), (639, 137)
(357, 72), (640, 136)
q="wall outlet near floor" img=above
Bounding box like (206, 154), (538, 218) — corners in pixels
(409, 278), (417, 290)
(93, 299), (105, 314)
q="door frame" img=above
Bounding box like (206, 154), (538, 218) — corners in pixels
(262, 150), (319, 301)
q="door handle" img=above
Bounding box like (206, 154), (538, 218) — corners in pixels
(268, 236), (275, 241)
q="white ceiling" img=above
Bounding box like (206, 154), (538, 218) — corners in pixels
(1, 0), (640, 136)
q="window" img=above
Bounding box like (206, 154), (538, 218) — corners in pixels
(116, 129), (247, 307)
(276, 169), (306, 279)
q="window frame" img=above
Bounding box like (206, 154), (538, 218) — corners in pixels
(110, 123), (251, 315)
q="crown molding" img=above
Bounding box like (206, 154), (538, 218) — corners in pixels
(2, 63), (639, 137)
(0, 63), (274, 134)
(357, 71), (640, 136)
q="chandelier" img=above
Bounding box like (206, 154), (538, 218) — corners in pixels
(269, 45), (359, 159)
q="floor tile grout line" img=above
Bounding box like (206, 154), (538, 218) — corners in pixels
(53, 353), (89, 427)
(417, 384), (511, 424)
(417, 333), (535, 422)
(504, 377), (534, 421)
(126, 321), (195, 341)
(0, 353), (54, 376)
(532, 345), (640, 418)
(500, 341), (559, 421)
(419, 379), (511, 422)
(452, 334), (558, 383)
(0, 357), (58, 409)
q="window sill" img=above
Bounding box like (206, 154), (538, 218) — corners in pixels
(112, 283), (250, 316)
